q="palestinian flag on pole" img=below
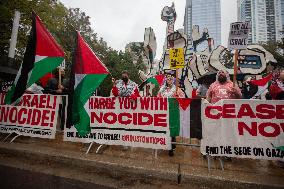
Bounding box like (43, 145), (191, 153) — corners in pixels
(68, 31), (109, 137)
(168, 98), (202, 139)
(5, 12), (64, 104)
(249, 73), (273, 98)
(146, 74), (165, 87)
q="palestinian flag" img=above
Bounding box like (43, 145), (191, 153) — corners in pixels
(169, 98), (202, 139)
(249, 73), (273, 98)
(146, 74), (165, 87)
(5, 12), (64, 104)
(68, 31), (109, 137)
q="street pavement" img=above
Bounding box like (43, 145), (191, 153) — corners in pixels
(0, 132), (283, 189)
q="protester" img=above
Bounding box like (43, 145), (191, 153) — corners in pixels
(44, 68), (68, 130)
(111, 70), (140, 98)
(196, 80), (210, 99)
(206, 70), (242, 104)
(158, 73), (185, 157)
(269, 68), (284, 100)
(44, 68), (68, 95)
(157, 74), (185, 98)
(242, 75), (258, 99)
(25, 82), (44, 94)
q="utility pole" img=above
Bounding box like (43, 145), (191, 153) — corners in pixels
(8, 10), (21, 67)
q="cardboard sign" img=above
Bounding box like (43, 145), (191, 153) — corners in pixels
(169, 48), (185, 69)
(228, 22), (251, 50)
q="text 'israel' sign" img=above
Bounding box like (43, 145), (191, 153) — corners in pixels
(0, 94), (60, 139)
(228, 22), (251, 50)
(201, 99), (284, 161)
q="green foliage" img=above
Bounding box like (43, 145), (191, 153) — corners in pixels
(262, 39), (284, 67)
(0, 0), (144, 96)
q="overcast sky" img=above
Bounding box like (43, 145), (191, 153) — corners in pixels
(60, 0), (237, 57)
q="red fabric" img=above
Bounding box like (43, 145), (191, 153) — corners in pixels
(249, 73), (272, 86)
(130, 88), (141, 99)
(34, 13), (64, 57)
(75, 32), (109, 74)
(191, 89), (197, 98)
(176, 98), (192, 111)
(112, 86), (119, 97)
(269, 84), (283, 100)
(40, 73), (54, 87)
(155, 75), (165, 86)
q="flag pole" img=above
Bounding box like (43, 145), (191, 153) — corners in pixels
(175, 68), (179, 92)
(233, 50), (238, 87)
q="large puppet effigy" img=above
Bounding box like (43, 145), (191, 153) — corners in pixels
(138, 3), (278, 98)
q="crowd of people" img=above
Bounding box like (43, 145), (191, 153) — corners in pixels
(22, 67), (284, 157)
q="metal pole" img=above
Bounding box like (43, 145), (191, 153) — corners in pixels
(8, 10), (21, 66)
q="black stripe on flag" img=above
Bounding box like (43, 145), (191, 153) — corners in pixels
(11, 12), (36, 103)
(190, 99), (202, 139)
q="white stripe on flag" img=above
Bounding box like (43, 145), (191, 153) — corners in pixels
(180, 106), (190, 138)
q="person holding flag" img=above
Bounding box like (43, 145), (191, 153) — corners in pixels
(269, 68), (284, 100)
(206, 70), (242, 104)
(157, 73), (185, 157)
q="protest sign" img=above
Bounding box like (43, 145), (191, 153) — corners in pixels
(65, 97), (171, 150)
(169, 48), (185, 70)
(64, 97), (203, 150)
(201, 99), (284, 161)
(228, 22), (251, 50)
(0, 93), (60, 139)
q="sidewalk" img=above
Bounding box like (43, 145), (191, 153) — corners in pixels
(0, 132), (283, 189)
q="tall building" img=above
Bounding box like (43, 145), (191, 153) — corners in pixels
(184, 0), (192, 39)
(184, 0), (221, 51)
(281, 0), (284, 33)
(238, 0), (283, 44)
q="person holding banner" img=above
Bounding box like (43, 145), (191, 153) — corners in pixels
(157, 74), (185, 98)
(269, 68), (284, 100)
(111, 70), (140, 98)
(206, 70), (242, 104)
(157, 73), (184, 157)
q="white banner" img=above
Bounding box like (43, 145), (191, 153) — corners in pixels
(201, 99), (284, 161)
(64, 97), (171, 150)
(0, 93), (60, 139)
(228, 22), (251, 50)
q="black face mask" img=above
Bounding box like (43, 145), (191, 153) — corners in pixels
(122, 77), (129, 83)
(218, 75), (227, 83)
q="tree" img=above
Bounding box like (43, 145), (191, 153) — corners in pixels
(262, 39), (284, 67)
(0, 0), (144, 96)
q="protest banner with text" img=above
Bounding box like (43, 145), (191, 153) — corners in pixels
(228, 22), (251, 50)
(201, 99), (284, 161)
(64, 97), (201, 150)
(0, 93), (60, 139)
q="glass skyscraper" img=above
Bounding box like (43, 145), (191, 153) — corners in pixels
(184, 0), (221, 51)
(238, 0), (283, 44)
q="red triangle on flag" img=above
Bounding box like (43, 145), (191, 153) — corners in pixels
(155, 75), (165, 86)
(34, 13), (64, 57)
(176, 98), (192, 111)
(249, 73), (272, 87)
(75, 32), (109, 74)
